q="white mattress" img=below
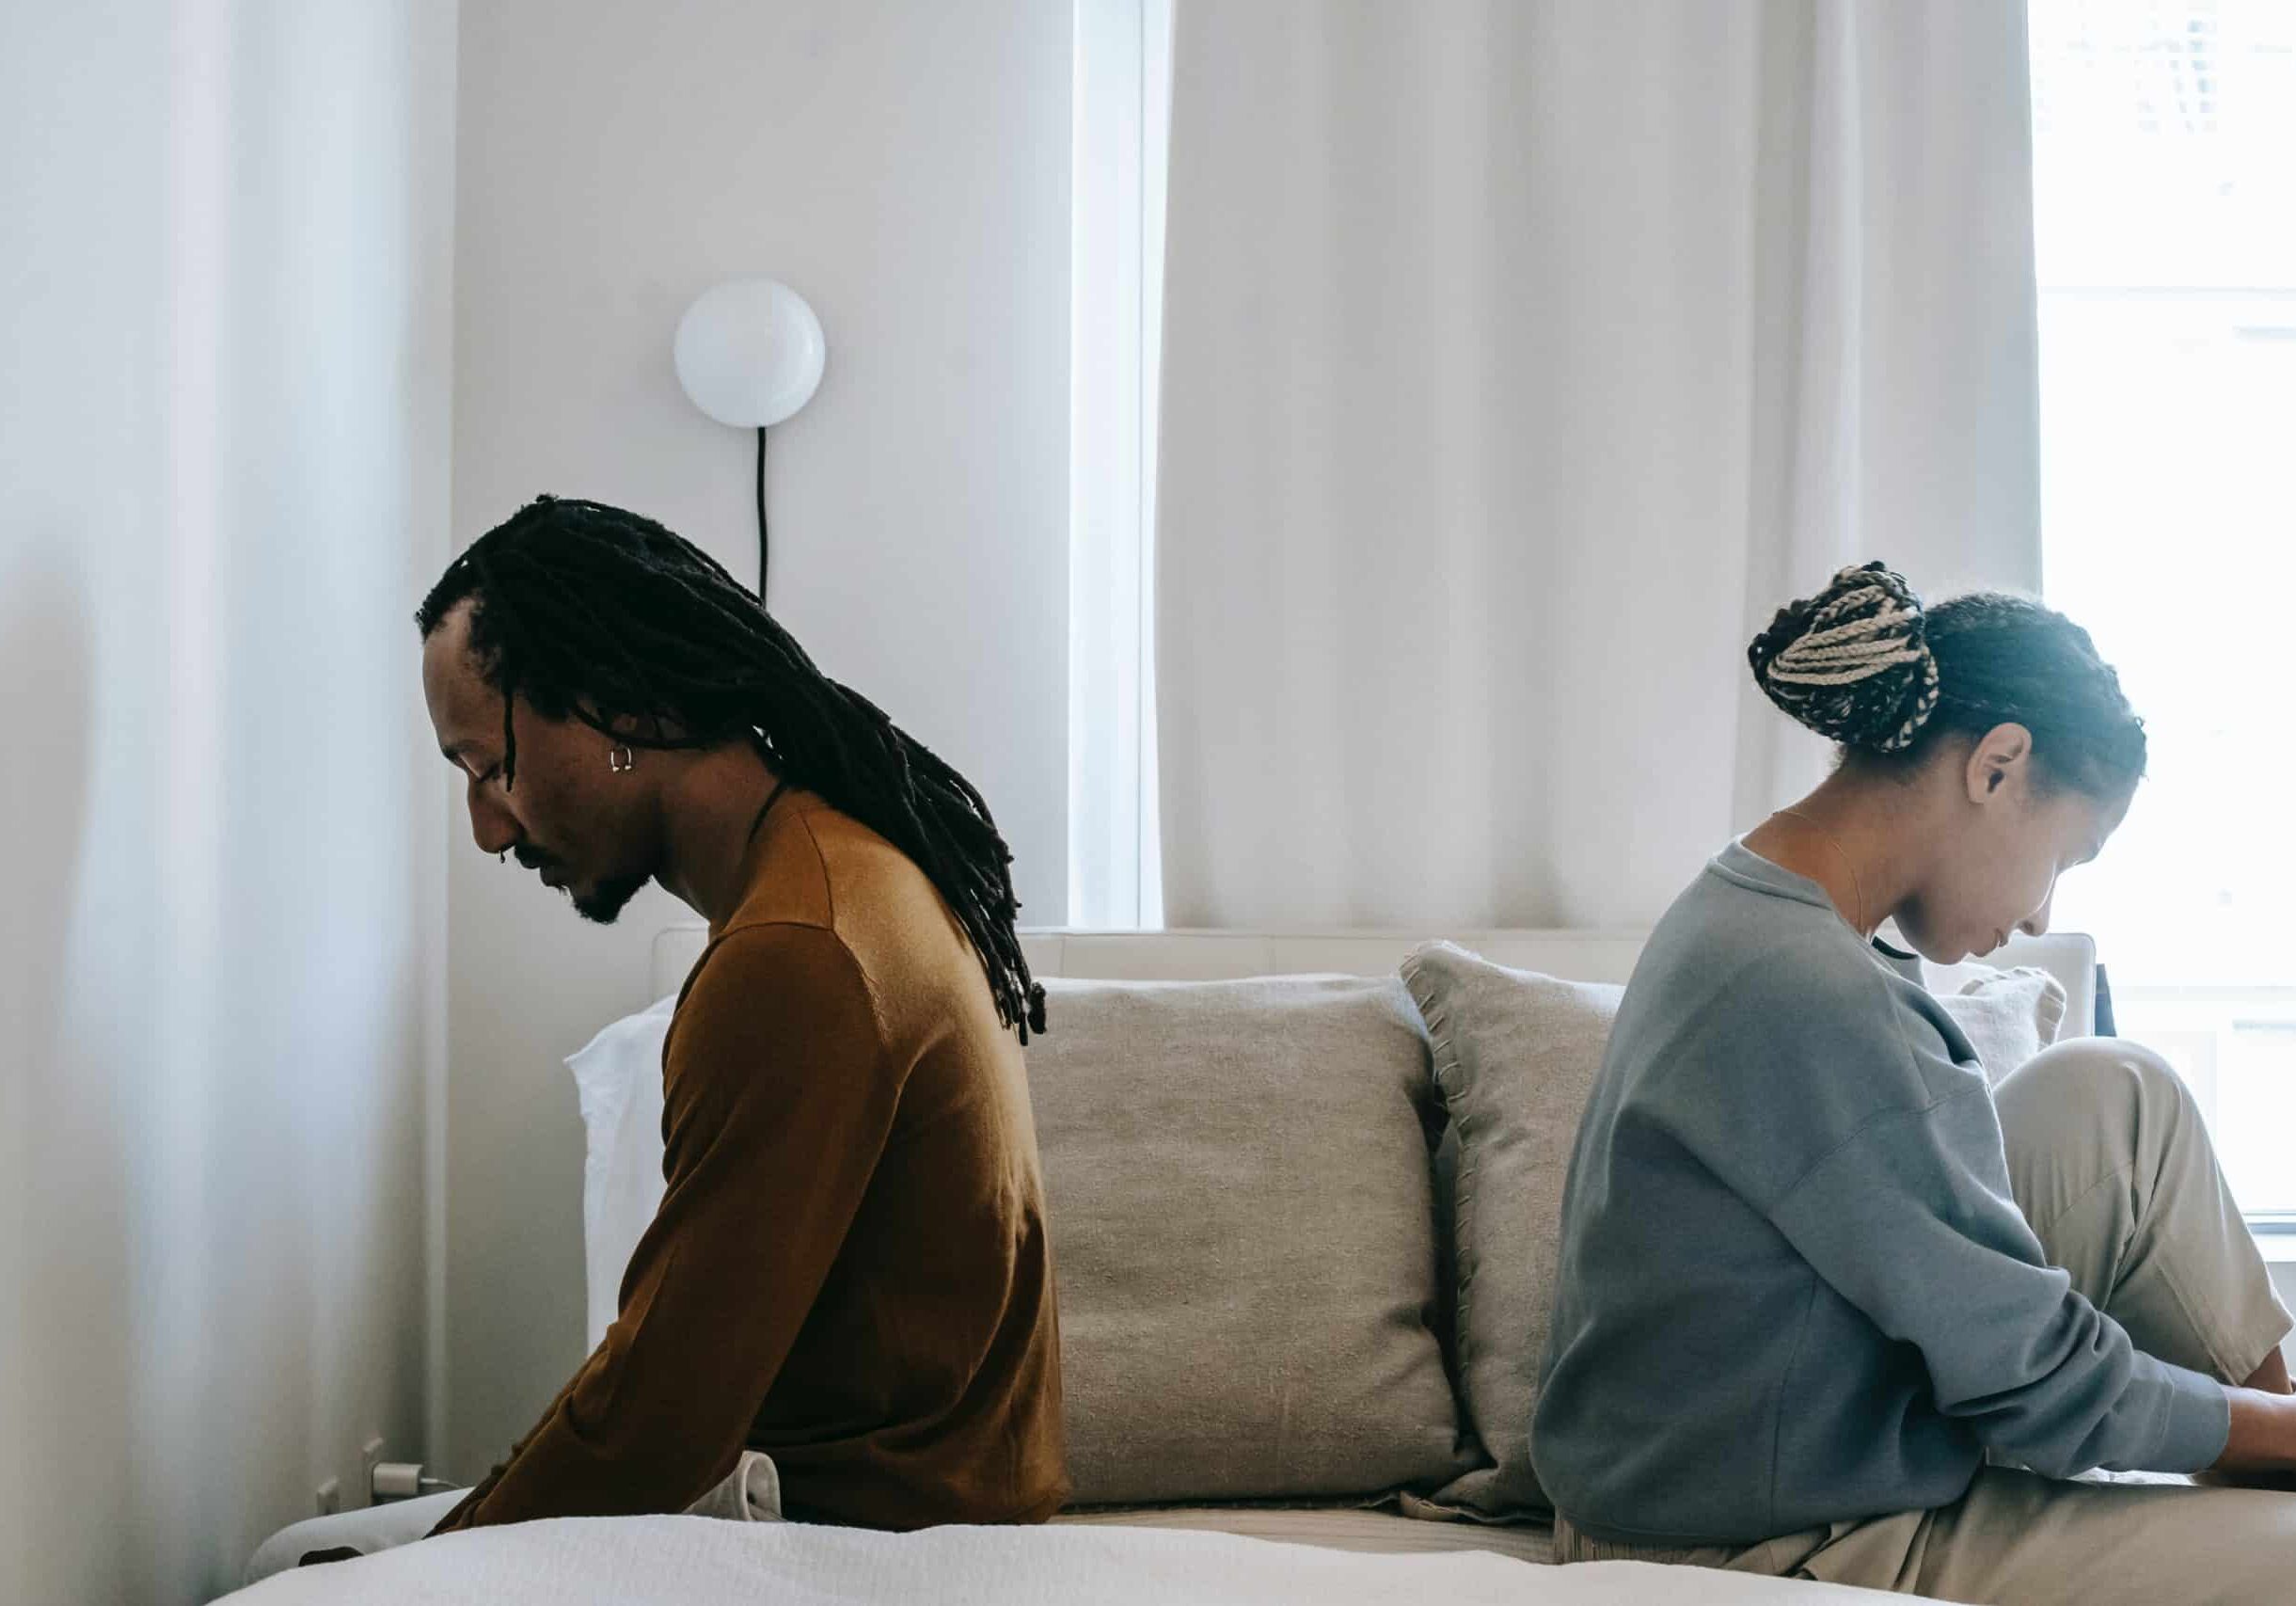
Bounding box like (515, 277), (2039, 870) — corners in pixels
(223, 1512), (1903, 1605)
(1056, 1503), (1553, 1565)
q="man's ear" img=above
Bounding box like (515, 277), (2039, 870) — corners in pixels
(595, 708), (687, 745)
(1964, 723), (2035, 803)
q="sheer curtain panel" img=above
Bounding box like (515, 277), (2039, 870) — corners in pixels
(1154, 0), (2045, 929)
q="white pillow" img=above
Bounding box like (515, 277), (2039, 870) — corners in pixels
(1942, 964), (2067, 1086)
(565, 994), (676, 1350)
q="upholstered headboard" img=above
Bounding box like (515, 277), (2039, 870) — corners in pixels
(649, 925), (2099, 1039)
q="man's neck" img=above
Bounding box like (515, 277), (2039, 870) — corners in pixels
(655, 744), (788, 928)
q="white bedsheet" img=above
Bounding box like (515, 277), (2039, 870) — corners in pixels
(220, 1515), (1900, 1605)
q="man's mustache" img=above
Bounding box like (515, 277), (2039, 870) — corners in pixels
(514, 847), (560, 872)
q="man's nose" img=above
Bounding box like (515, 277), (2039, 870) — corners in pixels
(467, 787), (520, 857)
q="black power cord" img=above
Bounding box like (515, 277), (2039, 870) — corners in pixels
(767, 427), (784, 601)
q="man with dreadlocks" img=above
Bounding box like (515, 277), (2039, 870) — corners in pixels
(412, 496), (1064, 1537)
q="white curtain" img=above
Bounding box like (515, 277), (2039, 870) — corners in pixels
(1154, 0), (2043, 930)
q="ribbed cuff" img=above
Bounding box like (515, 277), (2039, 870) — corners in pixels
(2149, 1360), (2233, 1474)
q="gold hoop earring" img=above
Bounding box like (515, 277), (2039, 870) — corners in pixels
(608, 744), (635, 773)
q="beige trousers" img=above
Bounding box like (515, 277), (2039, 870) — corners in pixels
(1554, 1037), (2296, 1605)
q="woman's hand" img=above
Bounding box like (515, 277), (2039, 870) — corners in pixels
(2209, 1387), (2296, 1484)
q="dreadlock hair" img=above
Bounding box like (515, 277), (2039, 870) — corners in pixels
(1748, 560), (2146, 801)
(417, 495), (1047, 1041)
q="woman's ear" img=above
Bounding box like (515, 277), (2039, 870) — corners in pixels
(1964, 723), (2035, 803)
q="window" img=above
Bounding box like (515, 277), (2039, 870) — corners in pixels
(2030, 1), (2296, 1216)
(1068, 0), (1171, 929)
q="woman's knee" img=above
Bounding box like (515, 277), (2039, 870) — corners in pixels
(1995, 1037), (2196, 1163)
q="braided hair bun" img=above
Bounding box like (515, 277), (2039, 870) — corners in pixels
(1748, 561), (1940, 753)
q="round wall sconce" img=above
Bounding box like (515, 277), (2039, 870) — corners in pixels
(673, 278), (827, 600)
(673, 278), (826, 428)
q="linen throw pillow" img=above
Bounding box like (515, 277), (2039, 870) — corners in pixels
(1025, 974), (1470, 1506)
(1941, 965), (2068, 1086)
(1399, 943), (1621, 1521)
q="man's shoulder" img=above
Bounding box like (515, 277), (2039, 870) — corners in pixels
(785, 800), (942, 902)
(673, 922), (885, 1057)
(733, 798), (938, 926)
(760, 802), (977, 984)
(720, 795), (998, 1050)
(685, 918), (868, 1000)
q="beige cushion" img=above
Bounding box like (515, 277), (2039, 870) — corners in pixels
(1401, 942), (1622, 1520)
(1026, 974), (1469, 1504)
(1942, 965), (2067, 1086)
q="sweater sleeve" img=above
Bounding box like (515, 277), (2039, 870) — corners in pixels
(431, 923), (898, 1532)
(1762, 1077), (2229, 1478)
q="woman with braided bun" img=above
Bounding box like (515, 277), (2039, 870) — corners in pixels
(1534, 562), (2296, 1603)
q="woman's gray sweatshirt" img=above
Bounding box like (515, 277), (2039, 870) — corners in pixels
(1531, 839), (2229, 1547)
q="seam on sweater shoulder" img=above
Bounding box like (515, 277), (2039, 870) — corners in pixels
(1741, 931), (1971, 1214)
(1702, 856), (1831, 910)
(1634, 925), (1880, 1109)
(792, 805), (839, 930)
(670, 920), (890, 1058)
(1763, 1075), (1994, 1219)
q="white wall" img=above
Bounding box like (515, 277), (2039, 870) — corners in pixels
(444, 0), (1071, 1476)
(0, 3), (456, 1600)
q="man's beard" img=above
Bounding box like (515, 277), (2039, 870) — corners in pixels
(515, 844), (646, 925)
(572, 871), (648, 925)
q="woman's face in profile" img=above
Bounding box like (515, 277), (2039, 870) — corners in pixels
(1893, 733), (2130, 966)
